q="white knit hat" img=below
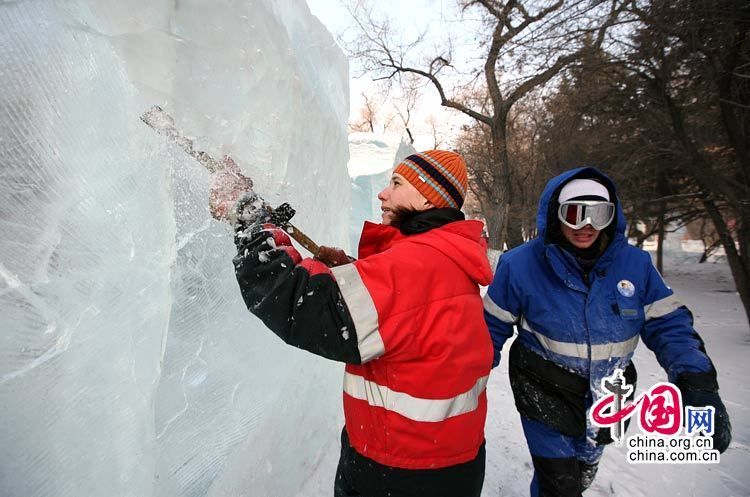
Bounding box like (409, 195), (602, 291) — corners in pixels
(558, 179), (610, 202)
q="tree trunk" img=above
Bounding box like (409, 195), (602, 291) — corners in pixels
(506, 205), (525, 248)
(483, 199), (505, 251)
(714, 23), (750, 188)
(489, 116), (528, 249)
(702, 197), (750, 328)
(404, 126), (414, 145)
(656, 171), (669, 274)
(658, 77), (750, 328)
(656, 212), (665, 275)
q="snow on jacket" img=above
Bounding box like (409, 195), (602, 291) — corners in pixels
(483, 167), (714, 432)
(234, 216), (494, 470)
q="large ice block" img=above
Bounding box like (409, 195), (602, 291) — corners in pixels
(0, 1), (349, 496)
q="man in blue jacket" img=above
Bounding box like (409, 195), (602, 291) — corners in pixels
(484, 167), (731, 496)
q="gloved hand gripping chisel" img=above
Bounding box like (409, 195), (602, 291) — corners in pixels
(140, 105), (325, 259)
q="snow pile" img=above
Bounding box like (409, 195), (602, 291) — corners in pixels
(0, 1), (348, 496)
(347, 133), (415, 251)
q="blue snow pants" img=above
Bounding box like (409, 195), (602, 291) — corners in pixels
(521, 416), (605, 497)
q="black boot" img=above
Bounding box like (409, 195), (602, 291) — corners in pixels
(579, 461), (599, 492)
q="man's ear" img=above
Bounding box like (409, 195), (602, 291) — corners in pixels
(424, 200), (434, 209)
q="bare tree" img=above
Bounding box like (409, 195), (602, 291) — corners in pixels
(533, 0), (750, 325)
(622, 0), (750, 325)
(344, 0), (627, 249)
(392, 81), (419, 144)
(349, 81), (424, 142)
(425, 115), (445, 149)
(459, 90), (549, 243)
(349, 90), (382, 132)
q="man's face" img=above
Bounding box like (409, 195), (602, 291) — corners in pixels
(561, 222), (601, 249)
(377, 173), (431, 225)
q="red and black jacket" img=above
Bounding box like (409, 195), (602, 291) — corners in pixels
(233, 211), (494, 469)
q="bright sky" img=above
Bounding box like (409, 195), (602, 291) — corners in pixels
(305, 0), (475, 149)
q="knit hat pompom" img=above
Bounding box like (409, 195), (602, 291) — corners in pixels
(393, 150), (468, 209)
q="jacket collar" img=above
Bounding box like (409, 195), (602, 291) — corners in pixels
(544, 233), (627, 292)
(398, 208), (465, 235)
(357, 219), (493, 286)
(358, 208), (464, 258)
(358, 222), (404, 259)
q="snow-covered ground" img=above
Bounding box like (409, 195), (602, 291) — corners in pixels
(297, 249), (749, 497)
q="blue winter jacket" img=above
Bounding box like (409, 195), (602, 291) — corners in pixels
(484, 168), (713, 396)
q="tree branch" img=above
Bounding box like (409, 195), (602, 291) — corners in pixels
(506, 0), (624, 106)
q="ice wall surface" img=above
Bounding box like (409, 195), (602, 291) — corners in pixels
(0, 1), (349, 496)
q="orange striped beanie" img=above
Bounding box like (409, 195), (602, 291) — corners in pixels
(393, 150), (468, 209)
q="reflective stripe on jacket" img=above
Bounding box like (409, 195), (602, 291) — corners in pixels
(339, 220), (493, 469)
(484, 167), (713, 403)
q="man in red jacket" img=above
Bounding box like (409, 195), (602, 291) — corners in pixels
(212, 150), (494, 497)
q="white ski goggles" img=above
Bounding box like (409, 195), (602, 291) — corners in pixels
(557, 201), (615, 230)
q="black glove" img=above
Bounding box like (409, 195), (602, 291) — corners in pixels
(231, 192), (296, 233)
(677, 372), (732, 453)
(269, 202), (296, 226)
